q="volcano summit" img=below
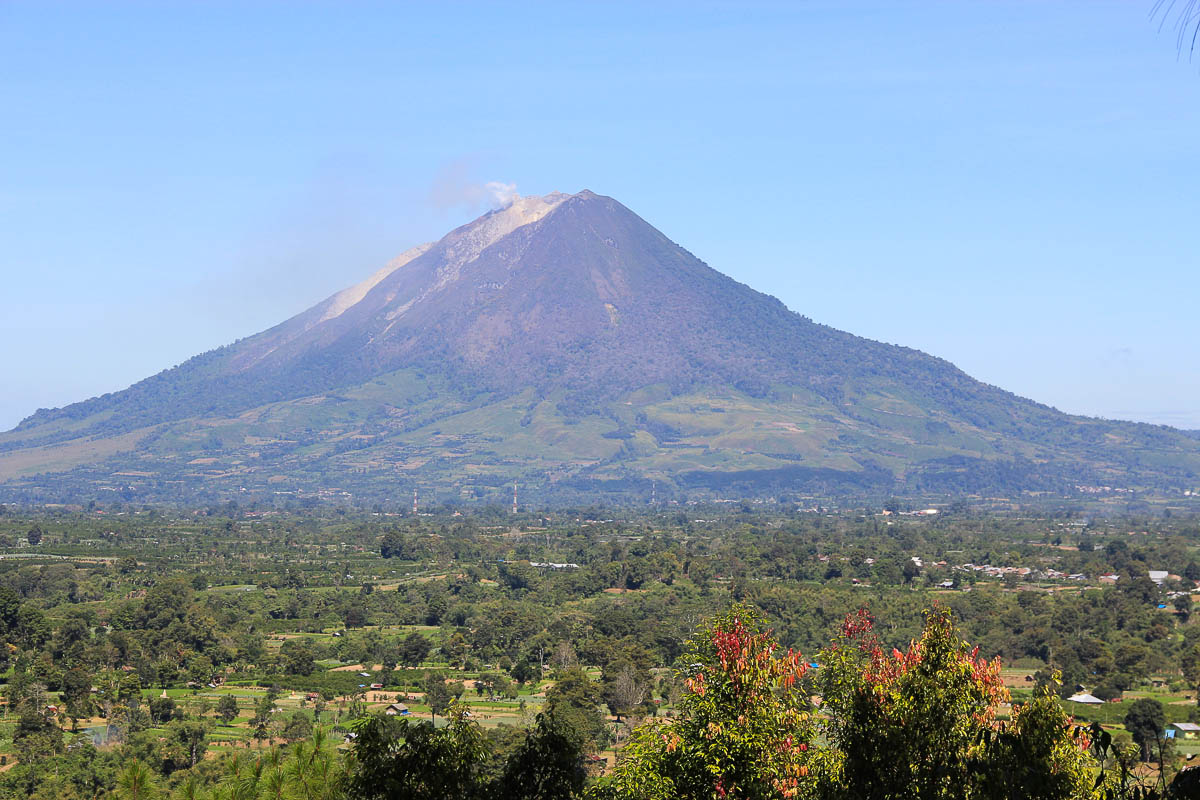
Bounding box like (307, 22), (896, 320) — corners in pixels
(3, 191), (1198, 505)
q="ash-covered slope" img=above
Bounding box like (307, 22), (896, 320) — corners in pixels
(11, 191), (1037, 435)
(4, 190), (1199, 502)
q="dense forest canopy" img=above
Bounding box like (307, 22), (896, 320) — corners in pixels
(0, 503), (1198, 798)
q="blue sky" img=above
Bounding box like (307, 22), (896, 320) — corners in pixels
(2, 1), (1198, 430)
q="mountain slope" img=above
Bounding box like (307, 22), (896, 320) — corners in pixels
(3, 191), (1199, 504)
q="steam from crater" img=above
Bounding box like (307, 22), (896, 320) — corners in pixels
(483, 181), (518, 209)
(430, 162), (519, 211)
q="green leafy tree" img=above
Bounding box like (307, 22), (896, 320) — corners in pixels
(216, 694), (238, 725)
(281, 711), (313, 743)
(343, 603), (367, 629)
(252, 694), (276, 743)
(117, 674), (141, 708)
(380, 531), (404, 559)
(400, 632), (432, 667)
(590, 605), (815, 800)
(974, 678), (1102, 800)
(425, 672), (453, 721)
(148, 695), (177, 725)
(155, 658), (178, 690)
(545, 666), (608, 751)
(496, 711), (587, 800)
(444, 632), (471, 668)
(348, 692), (369, 721)
(13, 706), (63, 764)
(61, 667), (93, 730)
(159, 719), (208, 773)
(512, 657), (539, 686)
(281, 639), (317, 676)
(1123, 697), (1166, 762)
(1183, 645), (1200, 704)
(818, 608), (1007, 800)
(348, 704), (490, 800)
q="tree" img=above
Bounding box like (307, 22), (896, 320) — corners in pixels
(148, 695), (178, 725)
(551, 642), (578, 672)
(496, 711), (587, 800)
(13, 706), (63, 763)
(475, 672), (514, 702)
(252, 694), (276, 743)
(281, 639), (316, 676)
(819, 608), (1007, 800)
(112, 760), (158, 800)
(400, 632), (432, 667)
(196, 696), (212, 720)
(602, 663), (647, 724)
(160, 719), (208, 773)
(1156, 0), (1200, 60)
(348, 705), (490, 800)
(380, 531), (404, 559)
(0, 585), (20, 640)
(974, 678), (1102, 800)
(1124, 697), (1166, 762)
(62, 667), (93, 730)
(425, 673), (452, 721)
(591, 604), (1118, 800)
(281, 711), (313, 743)
(216, 694), (238, 725)
(186, 654), (214, 686)
(426, 593), (449, 626)
(346, 692), (369, 721)
(343, 603), (367, 629)
(590, 605), (815, 800)
(444, 632), (470, 668)
(155, 658), (178, 690)
(512, 657), (539, 686)
(545, 667), (607, 751)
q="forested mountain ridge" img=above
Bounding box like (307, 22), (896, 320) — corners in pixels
(2, 191), (1198, 504)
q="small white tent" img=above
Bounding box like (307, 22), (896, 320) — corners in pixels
(1067, 693), (1104, 704)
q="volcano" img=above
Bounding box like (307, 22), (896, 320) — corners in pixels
(3, 190), (1198, 505)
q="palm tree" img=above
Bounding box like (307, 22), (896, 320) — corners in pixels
(1154, 0), (1200, 58)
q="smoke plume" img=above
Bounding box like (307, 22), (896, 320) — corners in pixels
(430, 161), (519, 211)
(483, 181), (519, 209)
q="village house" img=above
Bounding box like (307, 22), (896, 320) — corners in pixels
(1169, 722), (1200, 740)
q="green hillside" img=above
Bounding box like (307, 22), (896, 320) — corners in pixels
(3, 365), (1198, 506)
